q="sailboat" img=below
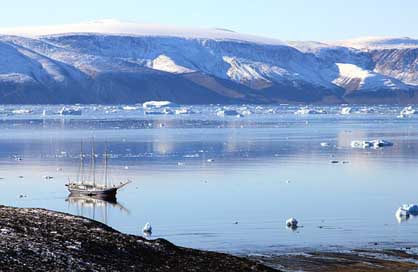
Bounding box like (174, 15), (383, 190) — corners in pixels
(66, 142), (131, 199)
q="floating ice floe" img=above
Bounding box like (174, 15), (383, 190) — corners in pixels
(58, 106), (82, 116)
(175, 108), (195, 115)
(286, 217), (298, 229)
(294, 107), (327, 115)
(12, 109), (32, 115)
(216, 109), (243, 117)
(401, 204), (418, 216)
(320, 142), (330, 147)
(398, 106), (416, 118)
(143, 222), (152, 233)
(145, 108), (174, 115)
(122, 105), (139, 111)
(395, 207), (410, 222)
(142, 101), (177, 109)
(350, 139), (393, 149)
(358, 107), (375, 114)
(340, 107), (353, 115)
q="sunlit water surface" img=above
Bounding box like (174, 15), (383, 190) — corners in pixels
(0, 104), (417, 254)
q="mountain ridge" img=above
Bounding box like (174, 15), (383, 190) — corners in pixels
(0, 20), (417, 104)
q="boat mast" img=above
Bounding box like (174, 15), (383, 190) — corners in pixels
(91, 139), (96, 187)
(104, 143), (108, 188)
(77, 141), (85, 184)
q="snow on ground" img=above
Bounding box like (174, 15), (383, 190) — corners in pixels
(333, 63), (408, 91)
(150, 55), (195, 74)
(331, 36), (418, 50)
(0, 19), (285, 46)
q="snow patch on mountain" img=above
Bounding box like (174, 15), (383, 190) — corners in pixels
(150, 55), (195, 74)
(333, 63), (409, 91)
(332, 37), (418, 49)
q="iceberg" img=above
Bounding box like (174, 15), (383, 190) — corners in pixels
(142, 101), (177, 109)
(58, 106), (82, 116)
(11, 109), (32, 115)
(122, 105), (139, 111)
(216, 109), (243, 117)
(294, 107), (327, 115)
(142, 222), (152, 233)
(398, 106), (416, 118)
(402, 204), (418, 216)
(351, 139), (393, 149)
(175, 108), (195, 115)
(396, 207), (410, 222)
(340, 107), (353, 115)
(286, 217), (298, 228)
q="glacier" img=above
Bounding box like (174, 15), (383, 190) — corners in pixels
(0, 20), (417, 104)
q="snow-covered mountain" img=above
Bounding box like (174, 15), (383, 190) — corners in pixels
(0, 20), (417, 104)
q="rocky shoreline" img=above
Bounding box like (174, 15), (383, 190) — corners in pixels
(1, 205), (418, 271)
(0, 205), (275, 271)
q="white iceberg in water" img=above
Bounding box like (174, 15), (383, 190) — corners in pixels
(58, 106), (82, 116)
(370, 139), (393, 148)
(142, 222), (152, 233)
(340, 107), (353, 115)
(351, 139), (393, 149)
(216, 109), (243, 117)
(175, 108), (195, 115)
(358, 107), (375, 114)
(294, 107), (327, 115)
(286, 217), (298, 228)
(398, 106), (416, 118)
(396, 207), (410, 222)
(122, 105), (139, 111)
(142, 101), (178, 109)
(402, 204), (418, 216)
(11, 109), (32, 115)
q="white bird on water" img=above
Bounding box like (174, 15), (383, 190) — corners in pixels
(143, 222), (152, 233)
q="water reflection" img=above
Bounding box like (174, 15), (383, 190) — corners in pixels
(66, 194), (129, 225)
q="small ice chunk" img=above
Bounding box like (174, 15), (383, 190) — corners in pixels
(320, 142), (330, 147)
(240, 110), (253, 116)
(216, 109), (243, 117)
(294, 107), (327, 115)
(398, 106), (416, 118)
(370, 139), (393, 148)
(402, 204), (418, 216)
(359, 107), (375, 114)
(351, 140), (372, 148)
(286, 217), (298, 228)
(58, 107), (82, 116)
(175, 108), (195, 115)
(396, 207), (410, 222)
(122, 105), (139, 111)
(340, 107), (353, 115)
(12, 109), (32, 115)
(143, 222), (152, 233)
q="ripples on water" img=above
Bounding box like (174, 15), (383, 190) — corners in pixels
(0, 104), (417, 254)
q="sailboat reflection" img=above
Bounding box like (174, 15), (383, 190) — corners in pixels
(66, 193), (129, 225)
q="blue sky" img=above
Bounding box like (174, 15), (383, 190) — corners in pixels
(1, 0), (416, 41)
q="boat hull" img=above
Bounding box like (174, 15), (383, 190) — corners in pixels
(67, 187), (118, 199)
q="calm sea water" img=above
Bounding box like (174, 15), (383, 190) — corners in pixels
(0, 104), (417, 254)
